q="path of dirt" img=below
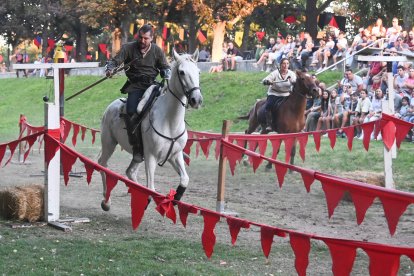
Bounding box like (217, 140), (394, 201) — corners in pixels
(1, 143), (414, 275)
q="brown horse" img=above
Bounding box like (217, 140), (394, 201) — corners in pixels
(238, 70), (319, 166)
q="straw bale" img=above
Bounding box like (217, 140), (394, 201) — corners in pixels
(340, 171), (385, 202)
(0, 185), (44, 222)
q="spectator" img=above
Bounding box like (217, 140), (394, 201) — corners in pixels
(394, 65), (409, 97)
(254, 37), (276, 69)
(266, 37), (284, 71)
(198, 47), (210, 62)
(332, 32), (348, 70)
(367, 88), (384, 140)
(223, 41), (243, 71)
(338, 68), (364, 95)
(316, 90), (331, 131)
(296, 32), (313, 69)
(14, 50), (28, 78)
(352, 89), (371, 138)
(403, 68), (414, 95)
(386, 17), (402, 48)
(396, 96), (411, 121)
(277, 35), (296, 64)
(334, 87), (352, 137)
(310, 39), (326, 69)
(305, 82), (324, 131)
(371, 18), (387, 40)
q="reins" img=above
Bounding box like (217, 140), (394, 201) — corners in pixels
(148, 58), (199, 166)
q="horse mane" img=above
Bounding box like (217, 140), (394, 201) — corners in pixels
(170, 53), (197, 68)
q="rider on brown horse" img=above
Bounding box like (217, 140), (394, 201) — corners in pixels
(262, 58), (296, 132)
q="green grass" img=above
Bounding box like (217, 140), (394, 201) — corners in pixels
(0, 71), (341, 140)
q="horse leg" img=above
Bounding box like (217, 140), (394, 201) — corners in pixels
(289, 143), (297, 174)
(126, 157), (143, 183)
(97, 140), (117, 211)
(168, 152), (189, 202)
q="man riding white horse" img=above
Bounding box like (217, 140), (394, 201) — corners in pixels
(105, 24), (171, 163)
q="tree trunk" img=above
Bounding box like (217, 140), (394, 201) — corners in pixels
(211, 21), (226, 62)
(241, 18), (251, 52)
(305, 0), (319, 40)
(75, 23), (88, 62)
(187, 12), (198, 53)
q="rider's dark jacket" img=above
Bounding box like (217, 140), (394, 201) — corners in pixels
(107, 41), (170, 93)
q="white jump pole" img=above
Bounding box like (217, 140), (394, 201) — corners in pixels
(13, 61), (99, 224)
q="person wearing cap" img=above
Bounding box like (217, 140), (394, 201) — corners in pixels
(105, 24), (171, 161)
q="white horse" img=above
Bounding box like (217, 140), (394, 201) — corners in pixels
(98, 50), (203, 211)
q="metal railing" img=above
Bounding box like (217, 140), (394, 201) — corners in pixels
(315, 37), (389, 76)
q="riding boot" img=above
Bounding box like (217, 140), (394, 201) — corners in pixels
(132, 127), (144, 163)
(265, 110), (273, 132)
(124, 114), (144, 162)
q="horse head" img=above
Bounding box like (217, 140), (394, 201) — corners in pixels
(294, 70), (319, 99)
(171, 49), (203, 109)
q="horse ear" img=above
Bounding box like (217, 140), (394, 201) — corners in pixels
(173, 49), (181, 61)
(192, 49), (199, 62)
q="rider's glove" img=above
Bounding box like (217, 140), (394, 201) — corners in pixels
(105, 60), (117, 78)
(160, 68), (171, 80)
(262, 79), (271, 85)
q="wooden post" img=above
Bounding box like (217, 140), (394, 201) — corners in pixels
(18, 114), (25, 163)
(216, 120), (231, 213)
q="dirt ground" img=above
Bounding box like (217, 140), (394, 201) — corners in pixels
(1, 143), (414, 275)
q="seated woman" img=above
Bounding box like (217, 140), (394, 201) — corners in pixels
(316, 90), (331, 131)
(261, 58), (296, 132)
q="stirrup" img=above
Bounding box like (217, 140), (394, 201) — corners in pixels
(132, 145), (144, 162)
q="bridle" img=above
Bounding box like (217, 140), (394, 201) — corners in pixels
(150, 58), (200, 166)
(166, 61), (201, 108)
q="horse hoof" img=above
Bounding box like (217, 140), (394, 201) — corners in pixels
(101, 200), (111, 211)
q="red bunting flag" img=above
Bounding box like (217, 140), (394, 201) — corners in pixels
(33, 36), (41, 48)
(201, 211), (220, 258)
(328, 16), (339, 29)
(60, 147), (78, 185)
(256, 31), (265, 42)
(197, 30), (207, 44)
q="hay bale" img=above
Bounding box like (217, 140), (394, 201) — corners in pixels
(340, 171), (385, 202)
(0, 185), (44, 222)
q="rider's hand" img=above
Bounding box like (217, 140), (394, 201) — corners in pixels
(263, 79), (271, 86)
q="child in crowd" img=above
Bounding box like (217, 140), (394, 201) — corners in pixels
(397, 96), (412, 121)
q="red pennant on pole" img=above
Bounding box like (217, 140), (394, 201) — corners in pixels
(61, 120), (72, 143)
(226, 217), (250, 245)
(201, 211), (221, 258)
(199, 139), (213, 159)
(394, 121), (413, 148)
(129, 187), (149, 230)
(44, 135), (60, 167)
(23, 135), (37, 162)
(223, 146), (244, 175)
(154, 190), (177, 224)
(289, 233), (311, 276)
(381, 121), (396, 151)
(82, 159), (95, 184)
